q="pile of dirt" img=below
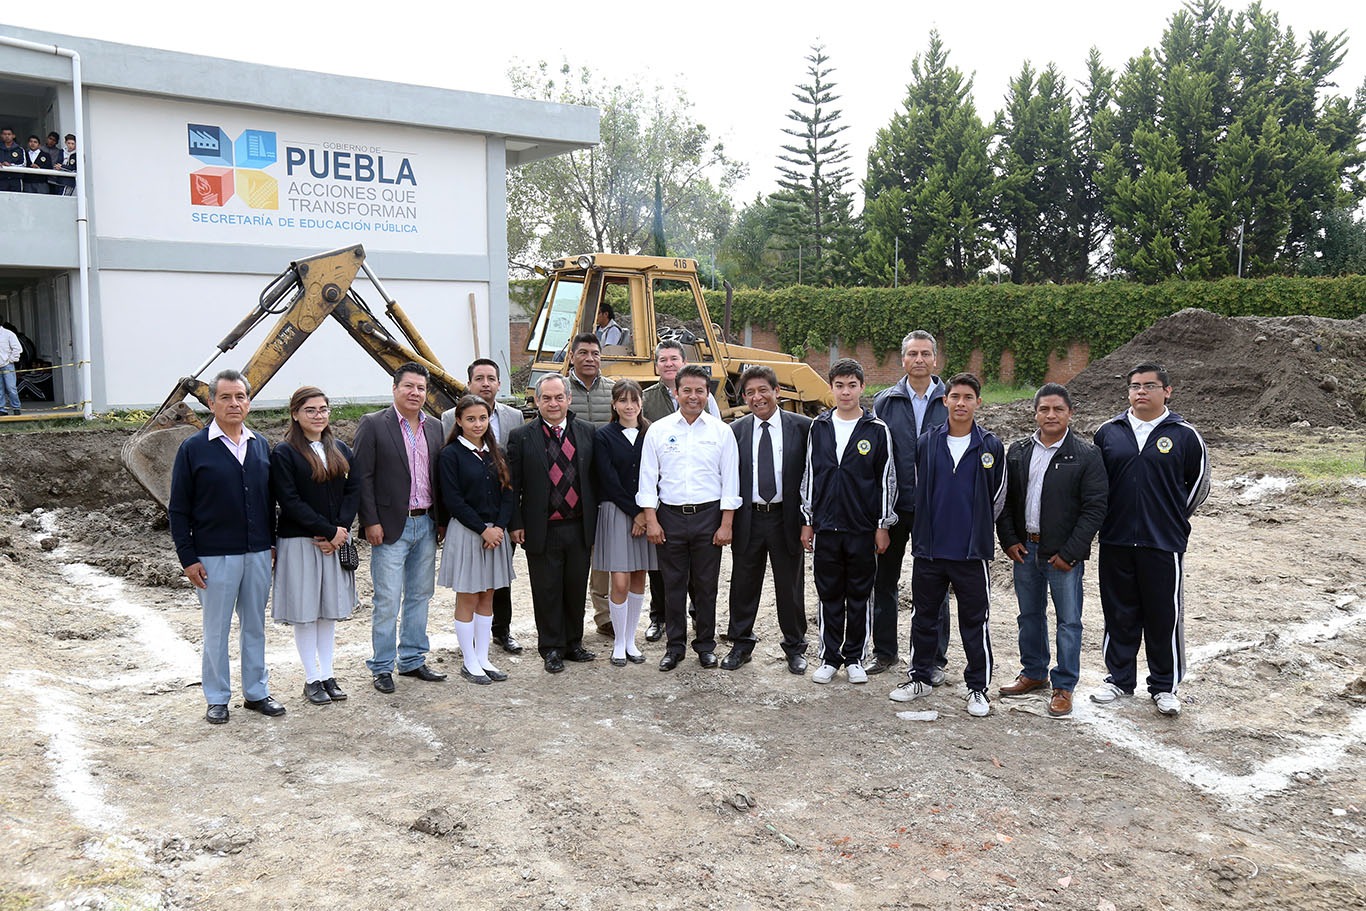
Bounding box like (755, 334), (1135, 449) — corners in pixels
(1065, 308), (1366, 430)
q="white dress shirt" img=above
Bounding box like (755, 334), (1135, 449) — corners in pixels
(750, 415), (784, 503)
(207, 419), (256, 465)
(637, 410), (741, 510)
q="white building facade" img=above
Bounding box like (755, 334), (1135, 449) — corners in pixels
(0, 26), (596, 411)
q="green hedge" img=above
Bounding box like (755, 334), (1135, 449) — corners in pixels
(509, 276), (1366, 383)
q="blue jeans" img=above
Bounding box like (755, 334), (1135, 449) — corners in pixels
(0, 363), (19, 412)
(1011, 540), (1084, 691)
(367, 514), (437, 674)
(197, 551), (272, 705)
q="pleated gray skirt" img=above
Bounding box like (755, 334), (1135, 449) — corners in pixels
(438, 520), (515, 594)
(270, 536), (356, 623)
(592, 502), (659, 572)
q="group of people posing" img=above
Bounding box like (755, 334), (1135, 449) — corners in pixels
(168, 326), (1209, 726)
(0, 127), (77, 194)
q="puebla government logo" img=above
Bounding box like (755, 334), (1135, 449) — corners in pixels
(856, 439), (872, 456)
(980, 452), (995, 469)
(188, 124), (279, 209)
(1156, 436), (1174, 453)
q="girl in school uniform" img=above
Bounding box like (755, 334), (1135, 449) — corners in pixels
(438, 394), (515, 684)
(592, 380), (658, 666)
(270, 386), (360, 705)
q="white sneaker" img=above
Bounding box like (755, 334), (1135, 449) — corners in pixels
(930, 666), (947, 687)
(812, 664), (838, 684)
(888, 679), (932, 702)
(1153, 692), (1182, 716)
(1089, 682), (1131, 705)
(966, 690), (991, 717)
(846, 663), (868, 684)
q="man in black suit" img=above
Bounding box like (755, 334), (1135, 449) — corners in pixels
(724, 366), (813, 675)
(508, 374), (599, 673)
(352, 362), (448, 693)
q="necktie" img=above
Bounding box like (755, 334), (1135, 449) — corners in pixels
(758, 421), (777, 503)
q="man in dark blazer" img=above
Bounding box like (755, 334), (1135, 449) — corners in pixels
(441, 358), (526, 653)
(508, 374), (599, 673)
(352, 362), (447, 693)
(724, 366), (813, 674)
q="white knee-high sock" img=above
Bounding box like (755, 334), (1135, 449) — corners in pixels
(454, 619), (482, 676)
(473, 613), (500, 674)
(624, 592), (644, 658)
(609, 598), (628, 660)
(293, 622), (321, 682)
(315, 619), (337, 679)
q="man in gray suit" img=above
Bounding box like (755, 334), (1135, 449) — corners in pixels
(724, 366), (813, 675)
(441, 358), (526, 653)
(353, 362), (448, 693)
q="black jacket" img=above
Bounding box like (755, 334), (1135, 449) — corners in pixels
(438, 441), (514, 534)
(271, 439), (360, 540)
(1094, 409), (1210, 553)
(593, 421), (647, 518)
(995, 431), (1108, 564)
(507, 413), (597, 554)
(731, 410), (812, 552)
(801, 408), (897, 534)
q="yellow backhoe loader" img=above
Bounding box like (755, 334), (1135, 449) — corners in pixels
(120, 244), (468, 508)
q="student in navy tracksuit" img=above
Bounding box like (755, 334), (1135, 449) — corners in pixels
(889, 373), (1006, 717)
(1091, 363), (1210, 716)
(800, 359), (897, 685)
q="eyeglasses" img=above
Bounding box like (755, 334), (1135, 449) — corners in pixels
(299, 406), (330, 417)
(1127, 382), (1165, 392)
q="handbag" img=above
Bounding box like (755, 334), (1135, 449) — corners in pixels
(337, 538), (359, 572)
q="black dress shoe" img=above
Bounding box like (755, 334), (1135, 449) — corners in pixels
(543, 650), (565, 673)
(658, 653), (682, 672)
(564, 646), (597, 662)
(321, 678), (347, 701)
(787, 653), (808, 675)
(399, 664), (447, 682)
(303, 681), (332, 705)
(495, 634), (524, 655)
(483, 666), (509, 683)
(719, 649), (752, 671)
(610, 655), (628, 667)
(243, 695), (286, 717)
(625, 651), (646, 665)
(373, 673), (395, 694)
(645, 621), (664, 642)
(697, 651), (719, 669)
(205, 704), (229, 724)
(460, 667), (493, 686)
(864, 655), (898, 675)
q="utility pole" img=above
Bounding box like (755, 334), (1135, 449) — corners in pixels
(1237, 220), (1246, 278)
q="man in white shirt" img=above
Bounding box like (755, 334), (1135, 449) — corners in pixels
(0, 323), (22, 416)
(638, 364), (741, 671)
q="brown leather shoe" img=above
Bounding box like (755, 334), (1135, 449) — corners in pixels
(999, 675), (1048, 697)
(1048, 689), (1074, 717)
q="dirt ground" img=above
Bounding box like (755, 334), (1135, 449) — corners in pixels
(1, 407), (1364, 911)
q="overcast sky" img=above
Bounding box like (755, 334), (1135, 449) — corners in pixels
(7, 1), (1364, 202)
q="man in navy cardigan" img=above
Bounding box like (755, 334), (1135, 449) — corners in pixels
(169, 370), (283, 725)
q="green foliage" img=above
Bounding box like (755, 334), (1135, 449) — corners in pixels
(666, 276), (1366, 383)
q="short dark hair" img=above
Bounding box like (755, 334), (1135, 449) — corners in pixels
(738, 365), (778, 394)
(466, 357), (500, 381)
(1127, 362), (1170, 386)
(209, 369), (252, 399)
(1033, 382), (1072, 410)
(46, 131), (59, 142)
(828, 357), (865, 384)
(598, 302), (615, 319)
(677, 364), (711, 388)
(64, 133), (76, 143)
(26, 134), (40, 143)
(571, 332), (600, 354)
(393, 362), (429, 386)
(947, 372), (981, 397)
(654, 338), (686, 360)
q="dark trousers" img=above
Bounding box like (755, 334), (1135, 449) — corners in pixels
(726, 505), (807, 656)
(491, 543), (516, 637)
(910, 558), (993, 692)
(526, 522), (590, 657)
(872, 511), (952, 666)
(813, 530), (876, 668)
(1098, 544), (1186, 696)
(658, 503), (722, 656)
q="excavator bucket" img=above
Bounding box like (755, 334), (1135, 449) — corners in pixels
(121, 399), (205, 509)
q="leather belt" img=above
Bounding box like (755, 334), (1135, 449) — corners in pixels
(408, 508), (429, 517)
(664, 500), (720, 515)
(753, 502), (783, 513)
(1026, 532), (1041, 543)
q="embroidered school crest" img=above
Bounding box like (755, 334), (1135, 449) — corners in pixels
(1155, 436), (1173, 453)
(856, 439), (872, 456)
(980, 452), (995, 468)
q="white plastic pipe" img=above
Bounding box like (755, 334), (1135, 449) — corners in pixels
(0, 35), (92, 419)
